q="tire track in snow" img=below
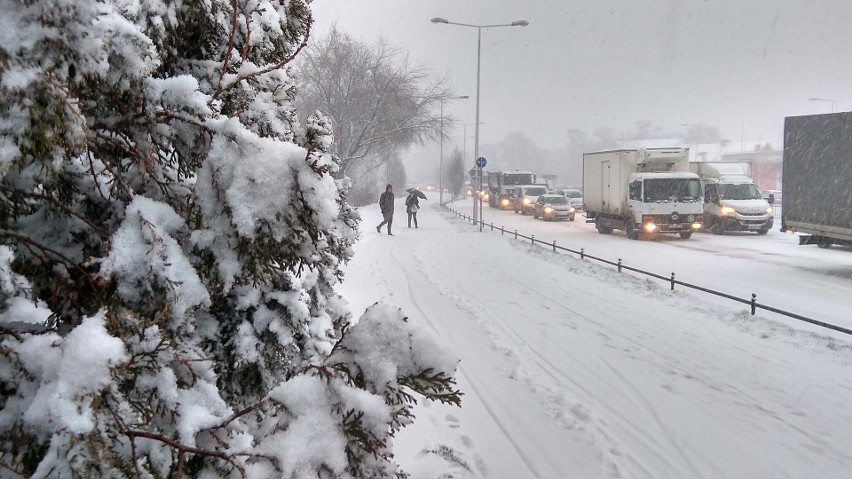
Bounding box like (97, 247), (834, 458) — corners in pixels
(447, 241), (703, 477)
(388, 244), (544, 478)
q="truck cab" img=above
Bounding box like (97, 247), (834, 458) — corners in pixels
(622, 172), (704, 239)
(701, 176), (774, 235)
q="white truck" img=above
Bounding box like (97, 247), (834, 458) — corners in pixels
(487, 170), (536, 210)
(583, 148), (703, 239)
(689, 162), (774, 235)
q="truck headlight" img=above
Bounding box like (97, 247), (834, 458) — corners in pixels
(644, 223), (657, 232)
(720, 206), (736, 216)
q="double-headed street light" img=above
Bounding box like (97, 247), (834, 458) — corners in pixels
(439, 95), (469, 205)
(431, 16), (529, 229)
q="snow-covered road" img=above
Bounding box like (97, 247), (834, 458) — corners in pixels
(339, 198), (852, 478)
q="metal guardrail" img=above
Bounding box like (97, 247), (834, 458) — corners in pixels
(445, 206), (852, 336)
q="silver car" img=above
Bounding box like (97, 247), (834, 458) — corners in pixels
(533, 194), (576, 221)
(556, 188), (584, 211)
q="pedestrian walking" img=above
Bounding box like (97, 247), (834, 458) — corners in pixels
(405, 190), (420, 228)
(376, 184), (394, 235)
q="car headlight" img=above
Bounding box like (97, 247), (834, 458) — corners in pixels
(765, 207), (773, 214)
(482, 194), (489, 201)
(720, 206), (736, 216)
(501, 199), (510, 206)
(523, 198), (531, 205)
(544, 207), (553, 213)
(569, 207), (576, 213)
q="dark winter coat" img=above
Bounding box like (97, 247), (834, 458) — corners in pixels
(379, 191), (394, 216)
(405, 194), (420, 214)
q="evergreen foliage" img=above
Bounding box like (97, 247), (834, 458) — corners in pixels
(0, 1), (461, 477)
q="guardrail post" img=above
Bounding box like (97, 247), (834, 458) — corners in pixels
(531, 234), (535, 245)
(581, 248), (585, 260)
(552, 240), (556, 252)
(514, 229), (518, 239)
(751, 293), (757, 315)
(501, 226), (504, 235)
(490, 222), (494, 231)
(670, 272), (676, 291)
(618, 258), (622, 272)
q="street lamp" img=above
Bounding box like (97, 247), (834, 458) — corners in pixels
(808, 97), (836, 113)
(439, 95), (469, 205)
(431, 16), (529, 230)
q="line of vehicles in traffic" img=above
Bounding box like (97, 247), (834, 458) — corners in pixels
(463, 111), (851, 249)
(468, 147), (778, 241)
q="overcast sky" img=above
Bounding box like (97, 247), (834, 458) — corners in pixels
(309, 0), (852, 172)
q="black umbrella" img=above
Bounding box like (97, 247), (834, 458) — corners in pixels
(407, 188), (427, 200)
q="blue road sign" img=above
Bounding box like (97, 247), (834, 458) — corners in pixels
(476, 156), (487, 168)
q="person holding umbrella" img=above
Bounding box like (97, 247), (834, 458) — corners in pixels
(405, 188), (424, 228)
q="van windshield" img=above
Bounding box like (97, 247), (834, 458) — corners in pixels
(718, 183), (763, 200)
(525, 187), (547, 196)
(643, 179), (702, 202)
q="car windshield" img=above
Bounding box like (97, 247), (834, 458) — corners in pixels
(718, 183), (763, 200)
(544, 196), (568, 204)
(562, 190), (582, 198)
(643, 178), (702, 202)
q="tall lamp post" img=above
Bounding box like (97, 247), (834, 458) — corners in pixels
(439, 95), (469, 205)
(808, 97), (836, 113)
(462, 121), (483, 166)
(431, 16), (529, 229)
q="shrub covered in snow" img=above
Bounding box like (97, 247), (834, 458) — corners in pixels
(0, 1), (460, 477)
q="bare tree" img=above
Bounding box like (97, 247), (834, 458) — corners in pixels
(297, 27), (452, 179)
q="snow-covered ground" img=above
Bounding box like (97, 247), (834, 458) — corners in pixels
(338, 197), (852, 479)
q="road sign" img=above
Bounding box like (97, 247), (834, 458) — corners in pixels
(476, 156), (487, 168)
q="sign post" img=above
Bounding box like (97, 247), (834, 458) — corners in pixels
(475, 156), (487, 231)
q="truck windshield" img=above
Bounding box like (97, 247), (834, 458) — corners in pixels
(717, 183), (763, 200)
(643, 178), (702, 202)
(505, 174), (534, 185)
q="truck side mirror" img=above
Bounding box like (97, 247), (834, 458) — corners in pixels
(767, 194), (775, 204)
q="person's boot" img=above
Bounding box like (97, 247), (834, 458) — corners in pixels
(388, 225), (393, 236)
(376, 224), (381, 233)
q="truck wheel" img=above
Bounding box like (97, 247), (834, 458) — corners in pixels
(569, 215), (575, 222)
(625, 222), (639, 240)
(596, 222), (612, 234)
(533, 211), (538, 219)
(817, 241), (832, 249)
(679, 231), (693, 239)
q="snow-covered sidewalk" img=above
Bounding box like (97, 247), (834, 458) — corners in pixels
(339, 198), (852, 479)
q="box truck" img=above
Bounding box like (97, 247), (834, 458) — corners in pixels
(689, 162), (774, 235)
(487, 170), (536, 209)
(782, 112), (852, 248)
(583, 148), (703, 239)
